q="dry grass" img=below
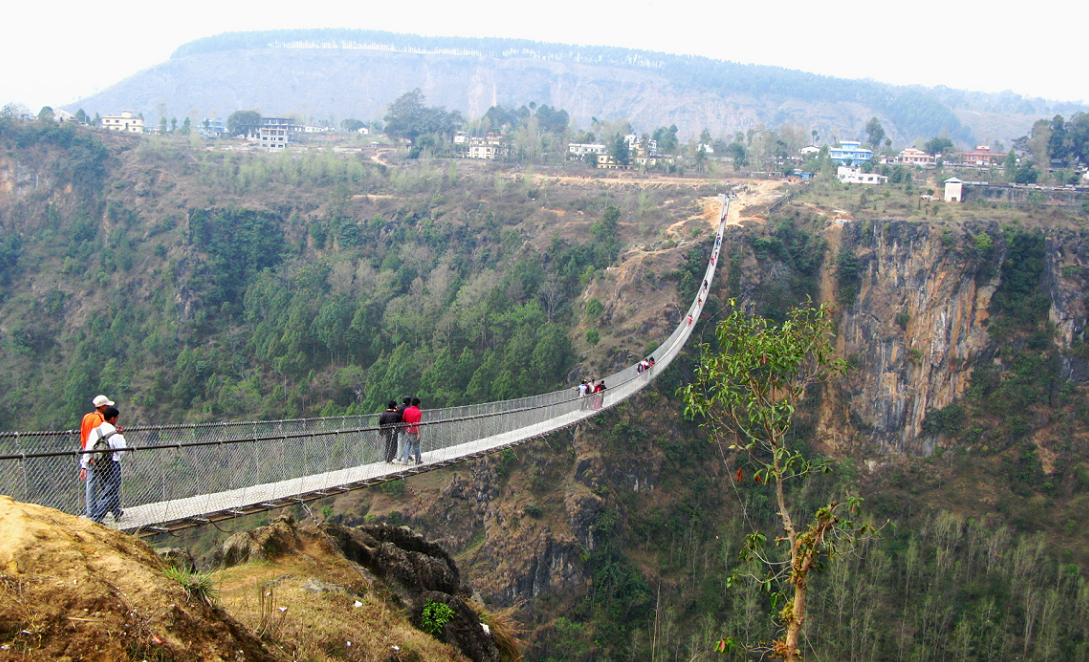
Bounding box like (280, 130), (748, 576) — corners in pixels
(213, 538), (469, 662)
(470, 599), (526, 662)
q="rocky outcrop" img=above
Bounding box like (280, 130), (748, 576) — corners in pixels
(220, 513), (303, 567)
(322, 522), (501, 662)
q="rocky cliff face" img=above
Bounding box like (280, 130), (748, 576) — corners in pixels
(726, 218), (1089, 456)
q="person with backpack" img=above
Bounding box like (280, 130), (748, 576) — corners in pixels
(402, 398), (423, 465)
(79, 395), (114, 517)
(81, 407), (128, 523)
(378, 400), (401, 463)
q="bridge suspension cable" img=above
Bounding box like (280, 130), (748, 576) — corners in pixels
(0, 197), (730, 537)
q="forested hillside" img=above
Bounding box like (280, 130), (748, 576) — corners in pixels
(5, 120), (1089, 662)
(0, 120), (710, 429)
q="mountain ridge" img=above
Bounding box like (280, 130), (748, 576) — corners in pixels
(67, 29), (1087, 145)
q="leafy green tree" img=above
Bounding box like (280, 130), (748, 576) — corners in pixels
(1005, 148), (1018, 177)
(865, 117), (886, 150)
(340, 118), (365, 132)
(923, 136), (954, 156)
(607, 133), (630, 166)
(725, 141), (747, 171)
(534, 104), (569, 133)
(652, 125), (679, 153)
(37, 106), (55, 124)
(74, 109), (88, 124)
(384, 88), (463, 143)
(180, 117), (191, 135)
(679, 299), (868, 662)
(226, 110), (262, 136)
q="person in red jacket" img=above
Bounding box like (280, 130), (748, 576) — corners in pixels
(79, 394), (114, 517)
(402, 398), (423, 465)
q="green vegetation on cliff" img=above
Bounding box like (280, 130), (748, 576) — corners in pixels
(0, 120), (699, 428)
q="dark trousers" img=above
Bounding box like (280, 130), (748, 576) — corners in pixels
(382, 431), (397, 462)
(92, 461), (122, 522)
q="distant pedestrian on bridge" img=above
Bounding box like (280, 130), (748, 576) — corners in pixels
(378, 401), (401, 463)
(402, 398), (422, 465)
(395, 397), (411, 463)
(79, 394), (114, 518)
(81, 407), (128, 523)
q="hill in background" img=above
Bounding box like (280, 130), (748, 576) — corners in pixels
(67, 29), (1087, 146)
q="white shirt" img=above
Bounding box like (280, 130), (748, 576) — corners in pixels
(80, 422), (128, 469)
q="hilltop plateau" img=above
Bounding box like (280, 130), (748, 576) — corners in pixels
(2, 120), (1089, 660)
(66, 29), (1088, 145)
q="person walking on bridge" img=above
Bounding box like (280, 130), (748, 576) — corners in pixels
(378, 401), (401, 463)
(394, 397), (410, 463)
(402, 398), (422, 465)
(79, 394), (114, 518)
(81, 407), (128, 523)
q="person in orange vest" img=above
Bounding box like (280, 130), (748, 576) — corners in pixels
(80, 395), (114, 517)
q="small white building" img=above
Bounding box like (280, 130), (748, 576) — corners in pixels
(568, 143), (606, 157)
(944, 177), (964, 202)
(468, 142), (499, 159)
(837, 166), (887, 185)
(800, 145), (821, 155)
(101, 111), (144, 133)
(259, 127), (289, 151)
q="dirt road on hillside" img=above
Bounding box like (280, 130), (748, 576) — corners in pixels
(727, 179), (784, 225)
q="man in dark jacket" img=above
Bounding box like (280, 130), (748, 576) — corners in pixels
(378, 401), (401, 463)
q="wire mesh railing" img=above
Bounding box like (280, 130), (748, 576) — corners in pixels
(0, 196), (729, 535)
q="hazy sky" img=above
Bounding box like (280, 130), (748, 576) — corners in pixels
(4, 0), (1086, 113)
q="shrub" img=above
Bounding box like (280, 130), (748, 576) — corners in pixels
(421, 599), (455, 635)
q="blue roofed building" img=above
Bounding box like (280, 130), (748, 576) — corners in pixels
(830, 141), (873, 166)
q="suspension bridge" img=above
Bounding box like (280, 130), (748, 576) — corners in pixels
(0, 197), (729, 538)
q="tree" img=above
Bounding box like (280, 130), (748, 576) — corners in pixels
(1, 103), (29, 120)
(179, 117), (192, 135)
(725, 141), (747, 172)
(534, 104), (569, 133)
(384, 88), (463, 143)
(340, 118), (365, 132)
(865, 117), (886, 150)
(607, 133), (630, 166)
(37, 106), (55, 124)
(653, 125), (679, 153)
(679, 299), (869, 662)
(226, 110), (262, 137)
(923, 136), (954, 156)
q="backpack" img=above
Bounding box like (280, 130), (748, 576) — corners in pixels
(89, 428), (117, 470)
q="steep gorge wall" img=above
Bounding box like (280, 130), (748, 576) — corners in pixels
(812, 220), (1088, 455)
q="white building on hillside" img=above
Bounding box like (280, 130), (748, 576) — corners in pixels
(837, 166), (887, 185)
(569, 143), (606, 157)
(102, 111), (144, 133)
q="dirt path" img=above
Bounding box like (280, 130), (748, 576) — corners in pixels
(727, 179), (786, 225)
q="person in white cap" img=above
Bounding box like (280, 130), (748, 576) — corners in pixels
(80, 394), (114, 517)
